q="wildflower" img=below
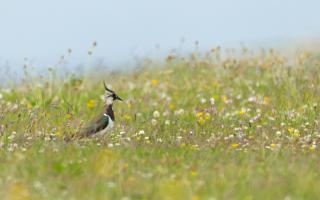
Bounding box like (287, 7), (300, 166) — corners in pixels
(174, 109), (185, 116)
(190, 170), (198, 177)
(153, 110), (160, 118)
(165, 120), (170, 125)
(221, 95), (228, 103)
(248, 96), (258, 103)
(196, 112), (203, 118)
(123, 114), (132, 121)
(151, 119), (157, 126)
(209, 97), (215, 105)
(288, 128), (294, 134)
(55, 131), (62, 137)
(66, 113), (72, 119)
(138, 130), (145, 135)
(0, 93), (2, 99)
(169, 103), (175, 110)
(237, 108), (246, 115)
(27, 102), (33, 109)
(288, 128), (300, 137)
(200, 98), (206, 104)
(86, 99), (95, 109)
(151, 79), (158, 86)
(108, 143), (114, 148)
(270, 143), (276, 148)
(198, 117), (205, 125)
(231, 143), (239, 148)
(309, 144), (316, 151)
(163, 111), (169, 116)
(263, 96), (269, 105)
(205, 113), (211, 120)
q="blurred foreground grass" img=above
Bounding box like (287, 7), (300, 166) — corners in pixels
(0, 47), (319, 199)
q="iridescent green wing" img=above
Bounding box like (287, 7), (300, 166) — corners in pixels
(82, 114), (109, 136)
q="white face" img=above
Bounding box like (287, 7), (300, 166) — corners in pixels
(105, 91), (114, 105)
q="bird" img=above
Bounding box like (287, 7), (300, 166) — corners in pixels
(78, 82), (123, 138)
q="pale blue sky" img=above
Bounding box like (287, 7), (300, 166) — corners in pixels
(0, 0), (319, 68)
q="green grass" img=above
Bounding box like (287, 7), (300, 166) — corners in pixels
(0, 48), (319, 199)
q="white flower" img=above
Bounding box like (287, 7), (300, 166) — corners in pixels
(153, 110), (160, 118)
(174, 109), (185, 116)
(200, 98), (206, 104)
(209, 97), (215, 105)
(162, 111), (169, 116)
(151, 119), (157, 126)
(138, 130), (145, 135)
(108, 143), (114, 148)
(0, 93), (3, 99)
(248, 96), (258, 103)
(165, 120), (170, 125)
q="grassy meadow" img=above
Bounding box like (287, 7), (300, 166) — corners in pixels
(0, 47), (320, 199)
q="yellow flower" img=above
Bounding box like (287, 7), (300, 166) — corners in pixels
(205, 113), (211, 120)
(169, 103), (175, 110)
(288, 128), (294, 134)
(86, 99), (95, 109)
(123, 114), (132, 121)
(231, 143), (239, 148)
(196, 112), (203, 118)
(66, 113), (72, 119)
(198, 117), (205, 125)
(309, 145), (316, 151)
(221, 95), (228, 103)
(237, 108), (246, 115)
(288, 128), (299, 137)
(293, 129), (300, 137)
(190, 170), (198, 177)
(263, 96), (269, 105)
(151, 79), (158, 86)
(55, 131), (62, 137)
(27, 102), (33, 109)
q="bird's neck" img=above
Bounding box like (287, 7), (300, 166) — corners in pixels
(105, 103), (115, 121)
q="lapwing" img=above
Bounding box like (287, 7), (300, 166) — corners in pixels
(79, 82), (122, 137)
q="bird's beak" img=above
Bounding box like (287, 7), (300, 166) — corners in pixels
(117, 96), (123, 101)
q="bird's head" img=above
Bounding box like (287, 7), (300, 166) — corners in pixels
(103, 82), (123, 104)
